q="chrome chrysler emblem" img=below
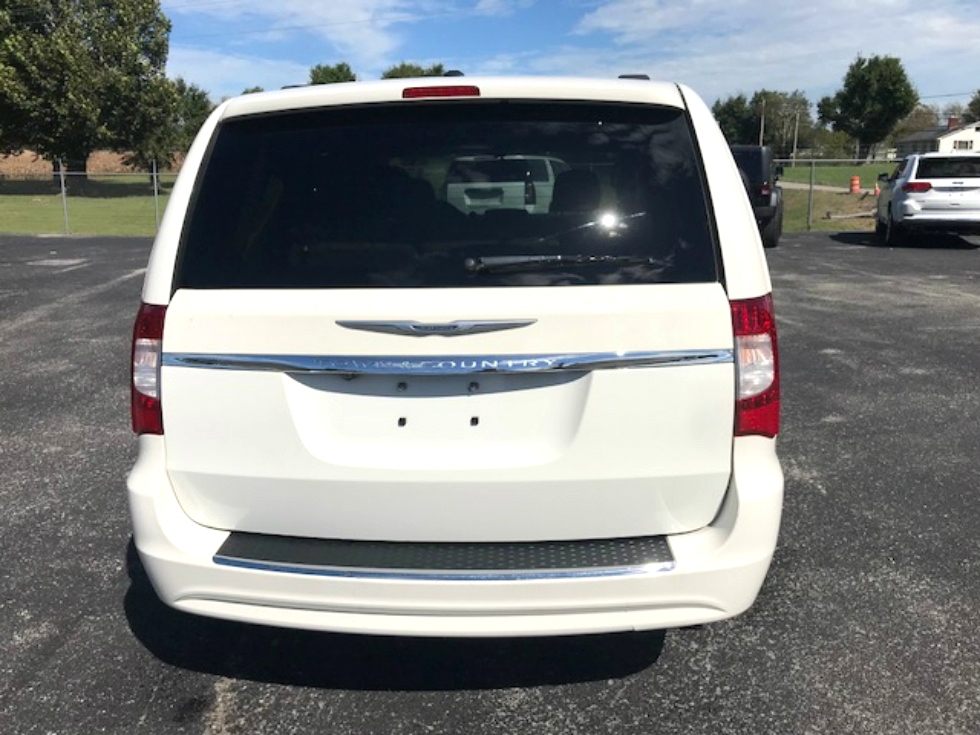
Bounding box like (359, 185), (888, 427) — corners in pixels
(336, 319), (536, 337)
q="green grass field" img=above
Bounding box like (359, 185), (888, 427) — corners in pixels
(782, 188), (876, 232)
(0, 177), (173, 237)
(779, 163), (894, 190)
(0, 192), (170, 236)
(0, 175), (877, 237)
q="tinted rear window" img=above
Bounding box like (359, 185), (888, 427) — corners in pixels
(916, 157), (980, 178)
(176, 101), (718, 289)
(730, 147), (769, 180)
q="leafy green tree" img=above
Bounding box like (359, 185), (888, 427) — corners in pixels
(964, 90), (980, 124)
(815, 96), (838, 128)
(126, 78), (213, 169)
(750, 89), (813, 157)
(0, 0), (174, 174)
(712, 94), (756, 145)
(817, 55), (917, 157)
(309, 62), (355, 84)
(176, 79), (215, 146)
(241, 86), (265, 95)
(809, 128), (858, 159)
(888, 104), (939, 146)
(714, 90), (814, 157)
(381, 62), (445, 79)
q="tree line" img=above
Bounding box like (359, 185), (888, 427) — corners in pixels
(714, 54), (980, 159)
(2, 3), (978, 172)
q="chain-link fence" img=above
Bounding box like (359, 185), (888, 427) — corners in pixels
(776, 158), (893, 232)
(0, 160), (178, 237)
(0, 156), (896, 238)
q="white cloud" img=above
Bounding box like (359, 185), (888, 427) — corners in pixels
(468, 51), (539, 75)
(166, 47), (311, 100)
(473, 0), (536, 16)
(162, 0), (980, 109)
(163, 0), (456, 72)
(561, 0), (980, 104)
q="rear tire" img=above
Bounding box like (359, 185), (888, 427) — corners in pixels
(884, 210), (906, 247)
(874, 217), (886, 243)
(761, 213), (781, 249)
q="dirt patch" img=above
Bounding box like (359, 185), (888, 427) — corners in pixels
(0, 150), (182, 175)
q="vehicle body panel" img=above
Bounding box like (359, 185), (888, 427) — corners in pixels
(161, 284), (735, 542)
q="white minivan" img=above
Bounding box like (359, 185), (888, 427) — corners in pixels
(128, 76), (783, 637)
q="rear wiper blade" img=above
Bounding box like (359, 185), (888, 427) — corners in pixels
(464, 254), (664, 273)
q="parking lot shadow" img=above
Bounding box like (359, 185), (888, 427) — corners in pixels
(124, 539), (665, 690)
(829, 231), (979, 249)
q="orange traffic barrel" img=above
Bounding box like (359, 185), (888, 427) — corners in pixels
(850, 175), (860, 193)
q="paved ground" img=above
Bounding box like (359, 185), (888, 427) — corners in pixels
(2, 232), (979, 735)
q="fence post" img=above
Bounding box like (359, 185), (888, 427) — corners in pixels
(806, 159), (815, 232)
(58, 159), (70, 235)
(152, 160), (161, 229)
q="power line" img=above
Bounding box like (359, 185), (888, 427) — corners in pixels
(920, 92), (973, 100)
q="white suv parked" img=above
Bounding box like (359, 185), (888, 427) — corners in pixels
(128, 76), (783, 637)
(876, 152), (980, 245)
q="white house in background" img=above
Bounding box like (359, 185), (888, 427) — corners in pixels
(896, 117), (980, 157)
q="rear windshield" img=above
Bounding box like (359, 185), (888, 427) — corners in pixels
(916, 157), (980, 178)
(729, 147), (769, 181)
(176, 101), (718, 289)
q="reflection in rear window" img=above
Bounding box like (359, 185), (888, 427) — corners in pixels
(176, 101), (718, 289)
(447, 158), (551, 183)
(916, 158), (980, 178)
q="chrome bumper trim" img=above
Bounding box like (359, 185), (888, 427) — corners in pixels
(212, 556), (676, 581)
(164, 349), (733, 376)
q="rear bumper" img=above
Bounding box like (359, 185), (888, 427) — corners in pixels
(897, 203), (980, 234)
(127, 436), (783, 637)
(898, 217), (980, 235)
(752, 188), (781, 223)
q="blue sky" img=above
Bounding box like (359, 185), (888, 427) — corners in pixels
(163, 0), (980, 111)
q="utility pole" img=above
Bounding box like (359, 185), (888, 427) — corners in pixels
(791, 110), (800, 166)
(758, 98), (766, 145)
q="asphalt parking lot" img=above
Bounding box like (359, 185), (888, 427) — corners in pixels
(2, 231), (979, 735)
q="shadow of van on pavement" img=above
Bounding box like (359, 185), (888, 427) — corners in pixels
(123, 539), (665, 691)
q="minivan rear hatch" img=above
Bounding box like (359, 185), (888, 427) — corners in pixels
(160, 97), (736, 543)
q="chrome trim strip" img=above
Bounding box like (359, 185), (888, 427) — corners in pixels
(164, 350), (733, 375)
(337, 319), (537, 337)
(213, 556), (676, 581)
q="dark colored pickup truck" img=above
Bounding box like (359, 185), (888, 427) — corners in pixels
(731, 145), (783, 248)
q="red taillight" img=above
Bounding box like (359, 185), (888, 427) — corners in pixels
(731, 294), (779, 438)
(131, 303), (166, 435)
(524, 179), (537, 205)
(402, 85), (481, 99)
(760, 183), (772, 197)
(903, 181), (932, 193)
